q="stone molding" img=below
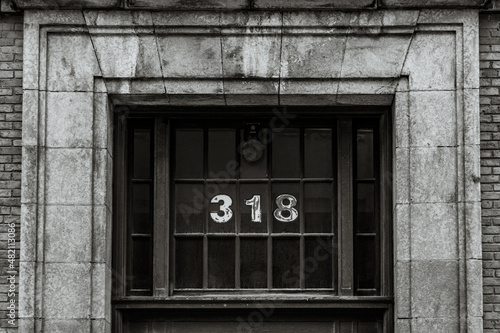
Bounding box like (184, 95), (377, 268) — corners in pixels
(19, 9), (482, 333)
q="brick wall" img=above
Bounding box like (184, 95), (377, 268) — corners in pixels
(481, 12), (500, 333)
(0, 13), (22, 330)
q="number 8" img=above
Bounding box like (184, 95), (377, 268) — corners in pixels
(274, 194), (298, 222)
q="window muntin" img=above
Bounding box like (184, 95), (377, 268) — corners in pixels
(117, 109), (388, 299)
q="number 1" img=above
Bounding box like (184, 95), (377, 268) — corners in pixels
(245, 195), (261, 223)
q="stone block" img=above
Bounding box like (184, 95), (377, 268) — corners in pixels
(15, 0), (119, 8)
(21, 146), (38, 204)
(43, 319), (90, 332)
(222, 12), (282, 26)
(394, 91), (409, 148)
(45, 148), (92, 205)
(226, 94), (279, 106)
(23, 22), (40, 90)
(111, 94), (170, 106)
(395, 319), (411, 331)
(158, 36), (222, 78)
(464, 144), (481, 203)
(91, 263), (111, 319)
(222, 35), (281, 78)
(410, 203), (458, 260)
(254, 0), (374, 9)
(43, 263), (91, 318)
(46, 92), (93, 148)
(465, 202), (482, 260)
(283, 11), (352, 26)
(394, 204), (410, 260)
(340, 34), (412, 78)
(130, 79), (165, 94)
(45, 205), (92, 262)
(19, 261), (35, 318)
(395, 261), (411, 318)
(22, 90), (39, 147)
(464, 88), (480, 146)
(411, 318), (459, 333)
(168, 94), (225, 106)
(349, 10), (420, 26)
(335, 94), (393, 105)
(93, 206), (111, 264)
(152, 11), (220, 26)
(380, 0), (482, 7)
(20, 204), (37, 262)
(165, 79), (223, 95)
(92, 35), (162, 78)
(130, 0), (245, 9)
(394, 147), (410, 204)
(409, 91), (456, 147)
(47, 33), (100, 92)
(411, 260), (459, 318)
(403, 31), (456, 90)
(93, 92), (112, 150)
(466, 259), (483, 317)
(84, 10), (152, 26)
(91, 319), (111, 333)
(93, 149), (111, 207)
(337, 78), (398, 95)
(280, 35), (345, 78)
(410, 147), (457, 203)
(279, 79), (337, 105)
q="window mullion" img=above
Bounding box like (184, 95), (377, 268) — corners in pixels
(338, 119), (354, 296)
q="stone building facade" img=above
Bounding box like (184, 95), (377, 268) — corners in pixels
(0, 0), (498, 332)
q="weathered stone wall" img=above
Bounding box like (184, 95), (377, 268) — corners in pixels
(0, 13), (22, 331)
(480, 12), (500, 333)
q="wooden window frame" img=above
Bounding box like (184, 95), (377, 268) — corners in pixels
(112, 106), (393, 332)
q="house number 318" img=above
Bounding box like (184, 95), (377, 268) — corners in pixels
(210, 194), (298, 223)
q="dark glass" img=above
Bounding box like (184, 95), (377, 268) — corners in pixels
(304, 183), (333, 233)
(131, 237), (152, 290)
(175, 129), (203, 179)
(272, 129), (300, 178)
(133, 129), (151, 179)
(356, 129), (374, 179)
(240, 184), (268, 233)
(132, 183), (152, 234)
(304, 129), (332, 178)
(272, 183), (300, 233)
(208, 129), (236, 176)
(356, 236), (376, 290)
(175, 184), (204, 233)
(272, 238), (300, 288)
(240, 128), (268, 179)
(175, 238), (203, 288)
(356, 183), (375, 233)
(304, 237), (333, 288)
(240, 238), (267, 288)
(340, 322), (353, 333)
(207, 184), (236, 234)
(208, 238), (235, 288)
(358, 322), (379, 333)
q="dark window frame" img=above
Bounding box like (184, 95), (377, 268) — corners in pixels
(112, 106), (393, 332)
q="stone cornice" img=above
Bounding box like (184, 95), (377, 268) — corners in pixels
(3, 0), (486, 11)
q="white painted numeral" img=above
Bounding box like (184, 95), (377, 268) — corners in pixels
(210, 194), (233, 223)
(245, 195), (261, 223)
(273, 194), (298, 222)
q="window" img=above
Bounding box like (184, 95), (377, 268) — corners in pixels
(113, 107), (392, 332)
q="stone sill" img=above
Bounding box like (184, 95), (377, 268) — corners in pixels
(2, 0), (486, 12)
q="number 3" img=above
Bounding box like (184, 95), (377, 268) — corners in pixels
(274, 194), (298, 222)
(210, 194), (233, 223)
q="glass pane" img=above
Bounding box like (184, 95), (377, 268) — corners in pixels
(357, 183), (375, 233)
(304, 183), (333, 233)
(240, 128), (268, 179)
(356, 236), (376, 290)
(357, 129), (374, 179)
(240, 184), (268, 233)
(305, 237), (333, 289)
(208, 129), (236, 177)
(272, 129), (300, 178)
(130, 237), (152, 291)
(240, 238), (267, 288)
(133, 129), (151, 179)
(273, 238), (300, 288)
(272, 183), (300, 233)
(208, 184), (236, 234)
(175, 238), (203, 288)
(175, 129), (203, 179)
(208, 238), (235, 288)
(358, 322), (379, 333)
(304, 129), (332, 178)
(132, 183), (152, 234)
(175, 184), (204, 233)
